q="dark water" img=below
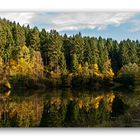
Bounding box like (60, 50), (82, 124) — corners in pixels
(0, 88), (140, 127)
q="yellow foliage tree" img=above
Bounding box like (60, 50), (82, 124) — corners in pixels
(0, 56), (11, 87)
(30, 51), (44, 80)
(90, 63), (103, 78)
(103, 60), (114, 79)
(10, 58), (31, 77)
(9, 46), (44, 82)
(0, 56), (4, 81)
(76, 64), (83, 75)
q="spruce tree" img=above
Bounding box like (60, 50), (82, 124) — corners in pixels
(28, 26), (40, 51)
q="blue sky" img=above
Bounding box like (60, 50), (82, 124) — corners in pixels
(0, 12), (140, 41)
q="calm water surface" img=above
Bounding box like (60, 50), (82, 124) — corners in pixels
(0, 88), (140, 127)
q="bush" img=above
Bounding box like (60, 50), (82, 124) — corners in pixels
(115, 63), (140, 86)
(115, 73), (134, 86)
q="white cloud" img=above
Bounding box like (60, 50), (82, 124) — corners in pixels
(0, 12), (136, 31)
(0, 12), (35, 25)
(129, 19), (140, 32)
(34, 12), (136, 31)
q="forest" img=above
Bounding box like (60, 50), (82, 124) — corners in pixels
(0, 18), (140, 90)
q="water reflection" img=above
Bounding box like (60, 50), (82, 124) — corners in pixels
(0, 89), (139, 127)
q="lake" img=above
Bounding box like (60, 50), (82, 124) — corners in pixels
(0, 88), (140, 127)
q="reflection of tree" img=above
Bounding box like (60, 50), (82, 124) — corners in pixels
(39, 92), (120, 127)
(64, 100), (79, 126)
(40, 97), (67, 127)
(111, 95), (125, 117)
(0, 94), (44, 127)
(0, 90), (131, 127)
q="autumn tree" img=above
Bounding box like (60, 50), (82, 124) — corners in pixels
(30, 51), (44, 80)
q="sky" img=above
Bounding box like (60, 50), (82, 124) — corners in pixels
(0, 12), (140, 41)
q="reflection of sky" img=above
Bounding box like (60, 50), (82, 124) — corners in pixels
(1, 12), (140, 41)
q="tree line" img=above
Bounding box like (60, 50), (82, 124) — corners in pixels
(0, 18), (140, 89)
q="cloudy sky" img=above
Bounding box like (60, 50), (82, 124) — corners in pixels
(0, 12), (140, 41)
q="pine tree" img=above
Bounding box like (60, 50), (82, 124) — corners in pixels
(119, 40), (133, 66)
(63, 34), (73, 70)
(39, 28), (49, 65)
(0, 20), (14, 62)
(71, 53), (78, 72)
(97, 37), (109, 72)
(28, 26), (40, 51)
(12, 23), (25, 47)
(72, 33), (85, 64)
(47, 30), (65, 72)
